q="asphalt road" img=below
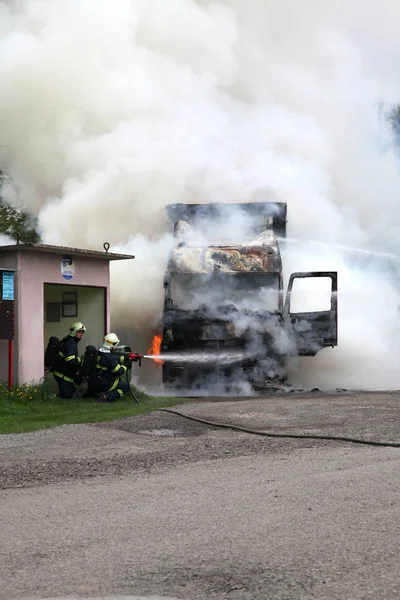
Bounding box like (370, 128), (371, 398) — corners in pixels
(0, 391), (399, 600)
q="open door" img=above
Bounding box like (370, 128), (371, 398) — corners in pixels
(284, 272), (338, 356)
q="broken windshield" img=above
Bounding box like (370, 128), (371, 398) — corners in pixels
(167, 273), (281, 312)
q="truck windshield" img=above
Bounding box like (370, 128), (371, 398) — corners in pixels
(168, 273), (281, 312)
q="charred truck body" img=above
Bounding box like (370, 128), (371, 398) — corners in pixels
(161, 202), (338, 390)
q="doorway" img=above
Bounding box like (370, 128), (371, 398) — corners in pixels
(44, 284), (106, 349)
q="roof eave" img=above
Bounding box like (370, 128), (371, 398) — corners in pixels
(0, 243), (135, 261)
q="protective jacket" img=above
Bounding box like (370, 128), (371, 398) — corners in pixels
(87, 349), (129, 394)
(53, 335), (82, 383)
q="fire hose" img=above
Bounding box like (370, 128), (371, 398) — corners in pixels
(158, 408), (400, 448)
(117, 350), (400, 447)
(115, 351), (143, 405)
(127, 369), (140, 405)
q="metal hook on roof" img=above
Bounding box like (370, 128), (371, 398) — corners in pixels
(103, 242), (110, 253)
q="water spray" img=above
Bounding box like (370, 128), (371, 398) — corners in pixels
(281, 237), (400, 261)
(143, 351), (249, 365)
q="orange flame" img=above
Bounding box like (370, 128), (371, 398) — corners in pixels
(147, 334), (164, 365)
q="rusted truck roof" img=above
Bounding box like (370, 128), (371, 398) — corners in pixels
(168, 239), (282, 274)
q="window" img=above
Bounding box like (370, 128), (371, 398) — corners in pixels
(61, 291), (78, 318)
(46, 302), (61, 323)
(289, 277), (332, 313)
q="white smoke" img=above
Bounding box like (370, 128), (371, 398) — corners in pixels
(1, 0), (400, 389)
(0, 233), (14, 245)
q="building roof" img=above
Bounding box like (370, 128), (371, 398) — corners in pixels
(0, 243), (134, 261)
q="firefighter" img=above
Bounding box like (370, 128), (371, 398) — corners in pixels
(53, 322), (86, 399)
(87, 333), (142, 402)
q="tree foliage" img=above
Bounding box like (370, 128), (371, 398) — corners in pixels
(387, 104), (400, 139)
(0, 171), (40, 243)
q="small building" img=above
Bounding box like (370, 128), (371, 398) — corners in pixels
(0, 243), (134, 386)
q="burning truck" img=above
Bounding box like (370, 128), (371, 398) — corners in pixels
(159, 202), (338, 391)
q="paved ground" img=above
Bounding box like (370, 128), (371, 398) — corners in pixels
(0, 392), (399, 599)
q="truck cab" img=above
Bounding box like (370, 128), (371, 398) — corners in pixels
(160, 202), (337, 390)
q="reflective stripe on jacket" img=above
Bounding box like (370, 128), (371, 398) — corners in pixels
(88, 351), (127, 393)
(53, 371), (78, 387)
(54, 336), (81, 378)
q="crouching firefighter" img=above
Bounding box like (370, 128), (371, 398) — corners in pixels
(87, 333), (142, 402)
(51, 322), (86, 399)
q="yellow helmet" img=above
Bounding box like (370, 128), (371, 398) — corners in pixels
(103, 332), (120, 350)
(69, 322), (86, 336)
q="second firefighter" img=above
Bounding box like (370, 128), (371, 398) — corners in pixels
(87, 332), (142, 402)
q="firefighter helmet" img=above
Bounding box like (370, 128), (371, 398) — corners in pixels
(103, 333), (120, 350)
(69, 322), (87, 336)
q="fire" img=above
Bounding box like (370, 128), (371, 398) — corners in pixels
(147, 334), (164, 365)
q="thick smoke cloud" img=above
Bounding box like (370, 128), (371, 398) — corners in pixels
(1, 0), (400, 388)
(0, 233), (14, 245)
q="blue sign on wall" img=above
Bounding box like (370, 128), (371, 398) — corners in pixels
(2, 271), (14, 301)
(61, 256), (75, 280)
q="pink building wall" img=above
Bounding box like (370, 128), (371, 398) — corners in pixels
(0, 252), (19, 385)
(0, 249), (111, 385)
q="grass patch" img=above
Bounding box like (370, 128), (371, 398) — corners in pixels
(0, 380), (187, 435)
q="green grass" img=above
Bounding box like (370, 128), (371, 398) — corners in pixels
(0, 380), (187, 434)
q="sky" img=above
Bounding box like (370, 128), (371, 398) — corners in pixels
(1, 0), (400, 388)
